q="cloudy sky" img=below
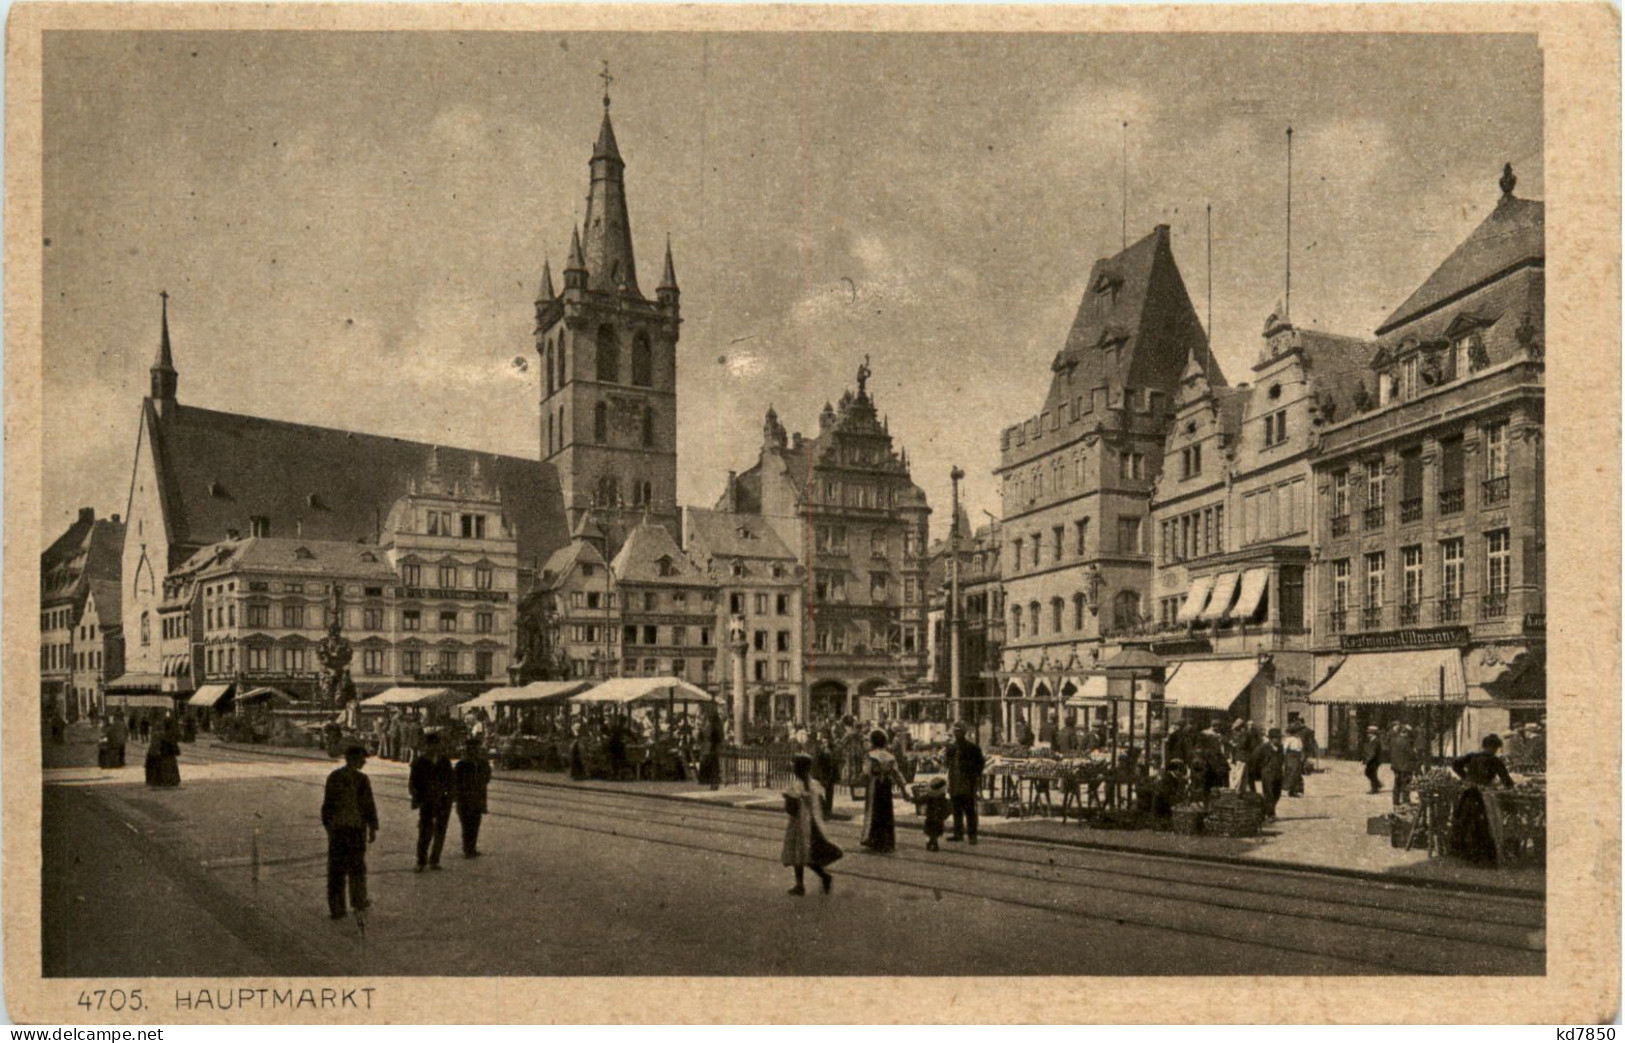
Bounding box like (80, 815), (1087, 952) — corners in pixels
(42, 31), (1542, 538)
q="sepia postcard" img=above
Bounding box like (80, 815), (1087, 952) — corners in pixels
(4, 2), (1619, 1025)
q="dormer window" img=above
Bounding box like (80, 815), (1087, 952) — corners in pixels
(657, 556), (676, 578)
(359, 551), (378, 563)
(730, 560), (746, 579)
(293, 546), (314, 560)
(249, 516), (270, 538)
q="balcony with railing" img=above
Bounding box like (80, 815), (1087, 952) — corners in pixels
(1482, 476), (1510, 506)
(1363, 505), (1385, 530)
(1330, 514), (1350, 538)
(1481, 592), (1509, 619)
(1399, 601), (1421, 626)
(1329, 609), (1348, 634)
(1436, 598), (1462, 623)
(1361, 606), (1383, 630)
(1438, 487), (1464, 516)
(1400, 497), (1423, 524)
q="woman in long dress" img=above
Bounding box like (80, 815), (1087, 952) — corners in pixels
(859, 729), (910, 854)
(146, 716), (182, 788)
(1449, 734), (1515, 866)
(782, 753), (841, 894)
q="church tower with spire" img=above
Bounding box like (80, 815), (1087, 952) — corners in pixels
(535, 70), (681, 555)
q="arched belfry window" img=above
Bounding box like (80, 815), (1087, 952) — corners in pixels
(597, 475), (619, 507)
(547, 411), (555, 455)
(593, 401), (608, 443)
(557, 337), (568, 389)
(596, 325), (620, 383)
(546, 342), (556, 397)
(632, 331), (653, 387)
(641, 405), (654, 448)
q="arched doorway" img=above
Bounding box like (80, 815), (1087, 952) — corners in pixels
(809, 679), (848, 721)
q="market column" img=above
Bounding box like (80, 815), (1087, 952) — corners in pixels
(728, 614), (748, 741)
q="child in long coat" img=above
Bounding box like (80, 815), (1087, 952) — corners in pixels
(921, 776), (950, 851)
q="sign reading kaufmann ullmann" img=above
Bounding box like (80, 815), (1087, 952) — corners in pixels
(4, 2), (1619, 1027)
(1339, 626), (1473, 653)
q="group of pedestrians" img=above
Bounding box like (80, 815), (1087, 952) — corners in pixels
(1361, 721), (1424, 802)
(320, 732), (492, 921)
(780, 720), (988, 896)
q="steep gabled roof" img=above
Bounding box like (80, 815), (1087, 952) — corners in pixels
(686, 508), (795, 563)
(611, 520), (712, 587)
(196, 537), (401, 581)
(540, 538), (606, 589)
(1378, 194), (1544, 335)
(1295, 330), (1380, 421)
(86, 578), (123, 631)
(145, 402), (567, 569)
(1053, 225), (1220, 397)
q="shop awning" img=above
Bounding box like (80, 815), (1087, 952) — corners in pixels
(1229, 568), (1270, 620)
(1163, 658), (1260, 712)
(1200, 572), (1240, 620)
(188, 683), (234, 708)
(358, 686), (463, 708)
(1177, 575), (1215, 623)
(1063, 675), (1110, 706)
(570, 677), (720, 706)
(105, 672), (165, 693)
(106, 693), (175, 709)
(237, 687), (296, 706)
(1308, 649), (1467, 705)
(463, 681), (591, 711)
(161, 654), (191, 678)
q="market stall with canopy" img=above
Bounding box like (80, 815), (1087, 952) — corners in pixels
(463, 680), (591, 713)
(1161, 658), (1261, 721)
(1308, 648), (1467, 758)
(357, 686), (466, 710)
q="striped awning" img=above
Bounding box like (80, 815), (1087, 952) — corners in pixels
(1164, 658), (1260, 711)
(1200, 572), (1241, 621)
(1177, 575), (1215, 623)
(1229, 568), (1271, 620)
(188, 683), (235, 708)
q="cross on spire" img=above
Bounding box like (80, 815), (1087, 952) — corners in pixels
(599, 59), (613, 109)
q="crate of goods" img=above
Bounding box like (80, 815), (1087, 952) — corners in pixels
(1171, 805), (1205, 836)
(1206, 790), (1264, 838)
(1367, 813), (1393, 836)
(1389, 808), (1419, 849)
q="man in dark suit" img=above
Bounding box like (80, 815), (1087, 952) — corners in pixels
(409, 732), (456, 871)
(1245, 727), (1286, 821)
(1361, 725), (1385, 793)
(944, 721), (986, 845)
(813, 733), (843, 817)
(321, 743), (379, 919)
(454, 737), (492, 858)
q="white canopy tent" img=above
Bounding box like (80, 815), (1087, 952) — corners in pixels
(1162, 658), (1261, 712)
(188, 683), (235, 708)
(463, 681), (591, 712)
(569, 677), (720, 707)
(357, 686), (463, 709)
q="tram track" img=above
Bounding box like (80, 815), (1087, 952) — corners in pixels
(212, 749), (1539, 976)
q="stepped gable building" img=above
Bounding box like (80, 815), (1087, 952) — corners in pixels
(992, 224), (1208, 728)
(535, 92), (682, 558)
(1149, 310), (1375, 731)
(115, 294), (568, 700)
(1308, 164), (1545, 754)
(718, 362), (932, 718)
(528, 516), (623, 681)
(684, 507), (805, 722)
(41, 507), (125, 720)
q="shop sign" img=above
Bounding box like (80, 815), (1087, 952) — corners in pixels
(1277, 678), (1312, 700)
(1150, 637), (1213, 657)
(412, 671), (483, 683)
(1339, 625), (1468, 652)
(398, 587), (509, 603)
(1522, 613), (1546, 632)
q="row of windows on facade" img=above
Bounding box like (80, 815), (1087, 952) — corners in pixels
(543, 325), (658, 397)
(1156, 569), (1307, 630)
(1001, 388), (1166, 451)
(569, 657), (721, 682)
(422, 511), (491, 539)
(814, 481), (902, 511)
(1008, 516), (1145, 569)
(1158, 477), (1311, 565)
(40, 607), (75, 632)
(1326, 532), (1519, 624)
(199, 564), (497, 601)
(814, 525), (923, 559)
(812, 623), (921, 655)
(547, 402), (658, 458)
(161, 603), (503, 639)
(1328, 423), (1512, 528)
(1380, 333), (1489, 407)
(42, 644), (102, 673)
(812, 571), (922, 605)
(1007, 591), (1141, 640)
(1004, 449), (1149, 511)
(210, 645), (497, 678)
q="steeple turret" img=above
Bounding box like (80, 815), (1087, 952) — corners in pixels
(538, 257), (556, 301)
(657, 235), (679, 309)
(151, 291), (178, 411)
(563, 226), (588, 292)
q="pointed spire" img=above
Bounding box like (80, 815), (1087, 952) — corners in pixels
(539, 257), (556, 300)
(593, 110), (622, 164)
(150, 290), (177, 405)
(567, 226), (585, 269)
(581, 75), (637, 295)
(660, 236), (678, 290)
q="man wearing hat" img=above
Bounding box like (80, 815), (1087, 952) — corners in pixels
(454, 737), (492, 858)
(1361, 725), (1385, 794)
(943, 721), (985, 845)
(1245, 727), (1286, 821)
(409, 732), (456, 871)
(321, 743), (379, 920)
